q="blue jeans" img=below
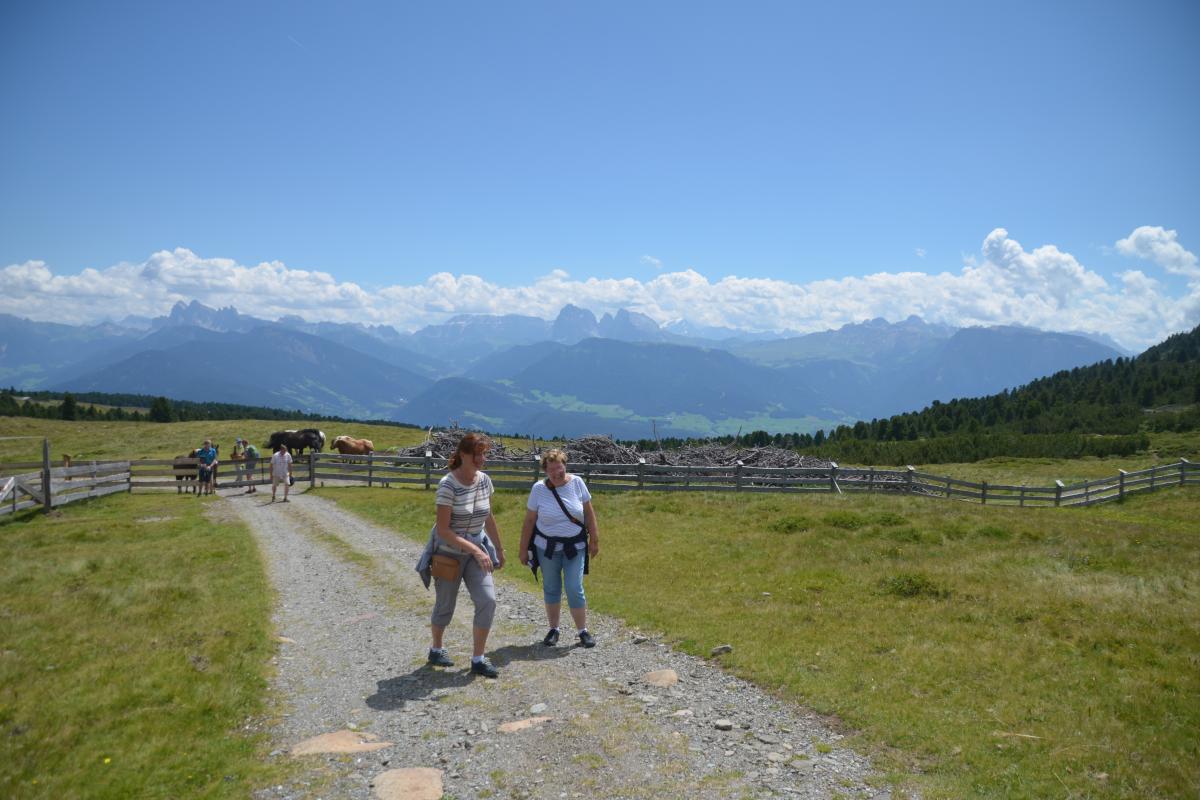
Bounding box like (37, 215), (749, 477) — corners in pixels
(538, 544), (587, 609)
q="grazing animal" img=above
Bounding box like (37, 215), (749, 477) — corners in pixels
(174, 450), (198, 494)
(266, 428), (326, 456)
(331, 435), (374, 456)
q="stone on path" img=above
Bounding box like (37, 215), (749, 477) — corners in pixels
(290, 729), (393, 756)
(276, 636), (296, 644)
(714, 719), (735, 731)
(710, 644), (733, 656)
(372, 767), (443, 800)
(643, 668), (679, 688)
(498, 716), (552, 733)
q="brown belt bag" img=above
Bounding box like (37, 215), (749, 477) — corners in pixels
(430, 553), (464, 582)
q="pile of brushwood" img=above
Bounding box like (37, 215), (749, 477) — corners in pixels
(392, 429), (922, 491)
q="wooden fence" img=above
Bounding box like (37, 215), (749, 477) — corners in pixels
(0, 440), (132, 516)
(302, 452), (1198, 509)
(1, 445), (1196, 516)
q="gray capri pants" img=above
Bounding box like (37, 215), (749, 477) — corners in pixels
(430, 550), (497, 630)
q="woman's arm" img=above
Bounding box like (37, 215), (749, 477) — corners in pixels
(583, 500), (599, 557)
(518, 508), (538, 565)
(484, 511), (504, 569)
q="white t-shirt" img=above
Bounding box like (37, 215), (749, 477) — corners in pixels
(526, 475), (591, 538)
(271, 450), (293, 478)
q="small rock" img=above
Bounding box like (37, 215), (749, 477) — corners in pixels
(632, 634), (650, 644)
(529, 703), (548, 714)
(372, 767), (443, 800)
(756, 733), (780, 745)
(643, 669), (679, 688)
(710, 644), (733, 656)
(498, 716), (552, 734)
(714, 719), (735, 731)
(672, 709), (694, 717)
(291, 730), (393, 756)
(767, 752), (787, 763)
(635, 695), (658, 704)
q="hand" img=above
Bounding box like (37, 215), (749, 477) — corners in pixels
(519, 549), (529, 566)
(494, 549), (505, 570)
(474, 550), (493, 573)
(589, 537), (599, 557)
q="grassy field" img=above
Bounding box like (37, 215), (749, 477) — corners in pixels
(0, 494), (283, 799)
(317, 481), (1200, 800)
(0, 416), (550, 463)
(0, 417), (430, 462)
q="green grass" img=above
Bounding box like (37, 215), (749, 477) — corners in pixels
(0, 494), (283, 798)
(0, 417), (545, 463)
(315, 481), (1200, 799)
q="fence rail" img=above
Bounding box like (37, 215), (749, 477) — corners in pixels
(297, 453), (1197, 508)
(1, 443), (1196, 518)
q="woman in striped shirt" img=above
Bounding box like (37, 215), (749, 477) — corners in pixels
(427, 433), (507, 678)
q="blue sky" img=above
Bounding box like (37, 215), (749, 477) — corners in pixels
(1, 1), (1198, 348)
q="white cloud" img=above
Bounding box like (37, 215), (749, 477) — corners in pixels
(1116, 225), (1200, 278)
(641, 255), (663, 269)
(2, 227), (1196, 351)
(914, 248), (926, 258)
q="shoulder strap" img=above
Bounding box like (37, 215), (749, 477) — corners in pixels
(545, 478), (586, 530)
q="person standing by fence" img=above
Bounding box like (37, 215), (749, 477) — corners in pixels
(242, 439), (260, 494)
(270, 443), (293, 502)
(230, 438), (246, 488)
(196, 440), (219, 496)
(419, 432), (506, 678)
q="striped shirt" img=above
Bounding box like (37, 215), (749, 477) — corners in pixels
(436, 471), (494, 537)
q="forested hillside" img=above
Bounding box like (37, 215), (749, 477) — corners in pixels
(633, 325), (1198, 464)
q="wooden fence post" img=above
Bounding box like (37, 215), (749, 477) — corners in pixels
(735, 460), (743, 492)
(425, 451), (433, 490)
(906, 465), (915, 494)
(981, 481), (988, 505)
(829, 462), (838, 494)
(1118, 469), (1127, 501)
(41, 438), (51, 512)
(867, 466), (875, 492)
(1181, 458), (1191, 486)
(367, 454), (374, 488)
(1055, 480), (1064, 507)
(309, 453), (316, 489)
(1149, 465), (1157, 491)
(638, 458), (646, 489)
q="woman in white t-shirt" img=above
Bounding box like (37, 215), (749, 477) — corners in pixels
(519, 449), (601, 648)
(270, 443), (293, 502)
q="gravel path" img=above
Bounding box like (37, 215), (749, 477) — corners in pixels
(222, 488), (912, 800)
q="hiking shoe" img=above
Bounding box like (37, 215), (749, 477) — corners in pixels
(578, 630), (596, 648)
(427, 648), (453, 667)
(542, 628), (560, 647)
(470, 657), (499, 678)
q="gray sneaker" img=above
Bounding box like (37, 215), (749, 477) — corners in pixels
(578, 630), (596, 648)
(470, 657), (499, 678)
(427, 648), (453, 667)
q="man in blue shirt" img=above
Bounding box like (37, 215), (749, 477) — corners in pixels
(196, 439), (219, 496)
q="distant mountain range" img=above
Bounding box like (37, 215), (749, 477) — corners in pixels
(0, 301), (1132, 437)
